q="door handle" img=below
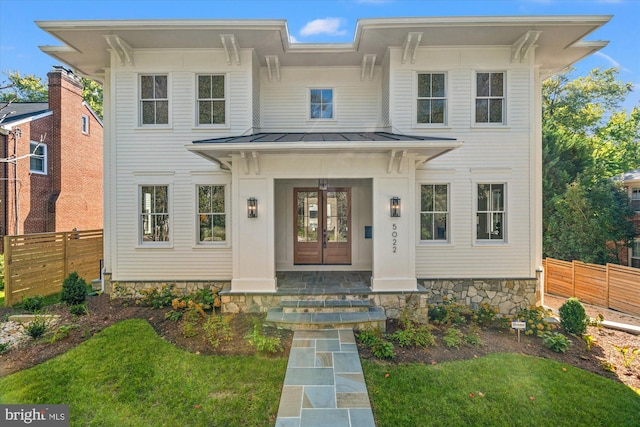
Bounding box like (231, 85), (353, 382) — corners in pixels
(323, 229), (327, 248)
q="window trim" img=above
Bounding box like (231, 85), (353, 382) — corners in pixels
(29, 141), (47, 175)
(631, 187), (640, 212)
(475, 182), (507, 244)
(631, 238), (640, 268)
(139, 73), (171, 127)
(138, 183), (172, 247)
(419, 183), (450, 243)
(414, 72), (448, 127)
(81, 114), (90, 134)
(308, 88), (336, 121)
(196, 184), (229, 246)
(473, 71), (506, 127)
(195, 73), (228, 128)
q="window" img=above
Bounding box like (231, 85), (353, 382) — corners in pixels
(475, 72), (505, 124)
(632, 240), (640, 268)
(417, 73), (446, 124)
(420, 184), (448, 241)
(140, 185), (169, 243)
(29, 142), (46, 174)
(477, 183), (505, 241)
(197, 185), (226, 243)
(309, 89), (333, 119)
(197, 75), (225, 125)
(631, 187), (640, 212)
(140, 74), (168, 125)
(81, 114), (89, 134)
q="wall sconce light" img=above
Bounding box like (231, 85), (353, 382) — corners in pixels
(390, 197), (401, 217)
(247, 197), (258, 218)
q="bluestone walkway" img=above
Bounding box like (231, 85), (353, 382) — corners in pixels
(275, 329), (376, 427)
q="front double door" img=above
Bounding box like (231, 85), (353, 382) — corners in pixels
(294, 187), (351, 265)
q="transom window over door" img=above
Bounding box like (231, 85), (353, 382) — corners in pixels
(420, 184), (448, 241)
(417, 73), (446, 124)
(197, 75), (225, 125)
(477, 183), (505, 241)
(309, 89), (333, 119)
(140, 74), (168, 125)
(475, 72), (505, 124)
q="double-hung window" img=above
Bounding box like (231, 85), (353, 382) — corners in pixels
(420, 184), (448, 241)
(417, 73), (446, 124)
(477, 183), (505, 241)
(631, 187), (640, 212)
(475, 72), (505, 124)
(309, 89), (333, 119)
(140, 74), (169, 125)
(197, 185), (226, 243)
(197, 75), (225, 125)
(140, 185), (169, 243)
(29, 142), (46, 174)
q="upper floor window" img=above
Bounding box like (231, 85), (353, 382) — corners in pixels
(631, 187), (640, 212)
(417, 73), (446, 125)
(631, 239), (640, 268)
(197, 185), (226, 243)
(475, 72), (505, 124)
(29, 142), (46, 174)
(477, 183), (505, 241)
(420, 184), (448, 241)
(140, 74), (168, 125)
(310, 89), (333, 119)
(140, 185), (169, 243)
(197, 75), (225, 125)
(81, 114), (89, 134)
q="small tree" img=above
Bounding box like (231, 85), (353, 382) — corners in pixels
(559, 298), (590, 335)
(60, 271), (87, 306)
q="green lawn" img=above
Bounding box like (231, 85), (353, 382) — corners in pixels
(364, 354), (640, 427)
(0, 319), (287, 427)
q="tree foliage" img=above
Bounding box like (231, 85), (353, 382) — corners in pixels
(542, 67), (640, 263)
(0, 70), (103, 119)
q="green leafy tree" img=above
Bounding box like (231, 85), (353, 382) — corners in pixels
(81, 77), (103, 119)
(542, 67), (640, 263)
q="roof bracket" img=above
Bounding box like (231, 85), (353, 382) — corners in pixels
(360, 54), (377, 81)
(401, 32), (423, 64)
(220, 34), (241, 65)
(265, 55), (281, 82)
(398, 150), (407, 173)
(252, 151), (260, 174)
(387, 150), (396, 173)
(511, 31), (541, 63)
(240, 151), (249, 174)
(104, 35), (134, 66)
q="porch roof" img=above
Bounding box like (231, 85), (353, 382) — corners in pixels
(187, 132), (463, 170)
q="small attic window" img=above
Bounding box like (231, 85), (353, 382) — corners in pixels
(82, 114), (89, 134)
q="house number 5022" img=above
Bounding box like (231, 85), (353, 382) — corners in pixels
(392, 223), (398, 253)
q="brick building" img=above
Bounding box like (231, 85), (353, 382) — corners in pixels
(618, 169), (640, 268)
(0, 66), (103, 249)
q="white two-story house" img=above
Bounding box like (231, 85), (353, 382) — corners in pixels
(37, 16), (610, 318)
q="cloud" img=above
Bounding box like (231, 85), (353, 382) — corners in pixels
(300, 18), (348, 37)
(289, 35), (299, 44)
(594, 51), (631, 73)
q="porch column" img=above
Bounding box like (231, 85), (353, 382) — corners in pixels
(371, 176), (417, 291)
(231, 175), (276, 292)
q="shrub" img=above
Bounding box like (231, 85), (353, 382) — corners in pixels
(514, 306), (554, 337)
(60, 272), (87, 306)
(136, 285), (175, 309)
(0, 342), (9, 354)
(543, 332), (572, 353)
(443, 327), (463, 349)
(428, 297), (469, 326)
(19, 295), (44, 312)
(22, 316), (48, 339)
(245, 324), (283, 354)
(203, 314), (233, 349)
(559, 297), (590, 335)
(390, 312), (436, 348)
(471, 303), (499, 327)
(182, 306), (201, 338)
(356, 327), (395, 359)
(69, 303), (89, 316)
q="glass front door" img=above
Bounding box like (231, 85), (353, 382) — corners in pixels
(294, 187), (351, 265)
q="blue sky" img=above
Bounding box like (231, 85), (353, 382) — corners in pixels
(0, 0), (639, 109)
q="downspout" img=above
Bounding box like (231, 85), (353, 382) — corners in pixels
(13, 131), (18, 235)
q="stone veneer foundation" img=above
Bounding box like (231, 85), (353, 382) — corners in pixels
(106, 276), (540, 318)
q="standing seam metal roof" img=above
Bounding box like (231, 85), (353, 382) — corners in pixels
(193, 132), (457, 144)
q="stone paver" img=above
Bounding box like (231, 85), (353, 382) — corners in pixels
(276, 329), (375, 427)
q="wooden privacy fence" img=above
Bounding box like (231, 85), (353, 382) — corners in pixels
(544, 258), (640, 317)
(3, 230), (103, 306)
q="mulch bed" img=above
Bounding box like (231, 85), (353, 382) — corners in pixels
(1, 294), (639, 391)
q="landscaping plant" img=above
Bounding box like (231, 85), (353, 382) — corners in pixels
(69, 303), (89, 316)
(202, 314), (233, 349)
(442, 326), (464, 349)
(543, 331), (572, 353)
(0, 342), (9, 354)
(19, 295), (44, 312)
(22, 316), (48, 339)
(559, 297), (590, 335)
(515, 306), (554, 337)
(613, 346), (640, 369)
(60, 272), (87, 306)
(245, 324), (283, 354)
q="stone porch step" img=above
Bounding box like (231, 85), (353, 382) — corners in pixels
(266, 306), (386, 331)
(280, 299), (372, 313)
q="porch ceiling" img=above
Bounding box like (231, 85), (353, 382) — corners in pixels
(186, 132), (463, 170)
